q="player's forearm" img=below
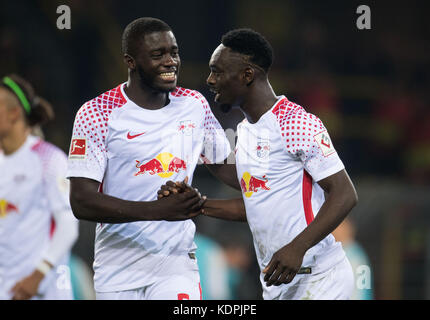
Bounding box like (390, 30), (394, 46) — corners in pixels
(290, 179), (358, 253)
(202, 198), (247, 222)
(205, 163), (241, 191)
(70, 190), (161, 223)
(69, 177), (172, 223)
(43, 209), (79, 265)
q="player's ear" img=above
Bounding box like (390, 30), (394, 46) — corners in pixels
(8, 103), (24, 124)
(124, 54), (136, 70)
(243, 66), (255, 86)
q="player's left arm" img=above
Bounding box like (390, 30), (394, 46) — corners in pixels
(264, 109), (359, 286)
(263, 169), (358, 286)
(11, 149), (79, 300)
(158, 179), (246, 221)
(204, 162), (241, 191)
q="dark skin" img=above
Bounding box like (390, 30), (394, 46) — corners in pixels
(69, 31), (204, 223)
(70, 33), (240, 223)
(123, 31), (179, 109)
(124, 31), (241, 190)
(159, 43), (358, 287)
(158, 180), (246, 222)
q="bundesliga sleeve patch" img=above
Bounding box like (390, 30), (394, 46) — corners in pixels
(69, 138), (87, 159)
(313, 130), (336, 157)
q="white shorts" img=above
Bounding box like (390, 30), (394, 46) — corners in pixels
(96, 271), (202, 300)
(262, 256), (354, 300)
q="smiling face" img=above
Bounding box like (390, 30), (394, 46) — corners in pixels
(207, 44), (251, 109)
(129, 31), (180, 93)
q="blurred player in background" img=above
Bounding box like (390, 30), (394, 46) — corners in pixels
(194, 233), (232, 299)
(0, 74), (79, 300)
(160, 28), (358, 300)
(66, 17), (235, 300)
(332, 217), (373, 300)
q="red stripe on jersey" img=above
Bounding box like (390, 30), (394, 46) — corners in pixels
(98, 180), (104, 228)
(199, 282), (202, 300)
(49, 217), (56, 239)
(302, 170), (314, 225)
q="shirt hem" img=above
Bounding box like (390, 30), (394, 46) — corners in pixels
(66, 171), (103, 183)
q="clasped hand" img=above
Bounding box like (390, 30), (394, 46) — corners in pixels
(156, 177), (207, 220)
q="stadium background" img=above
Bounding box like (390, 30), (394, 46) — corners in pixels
(1, 0), (429, 299)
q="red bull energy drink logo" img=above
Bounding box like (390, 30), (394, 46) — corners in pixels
(0, 199), (18, 218)
(135, 152), (187, 178)
(240, 172), (270, 198)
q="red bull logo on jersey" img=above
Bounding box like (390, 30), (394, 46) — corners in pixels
(135, 152), (187, 178)
(0, 199), (18, 218)
(240, 172), (270, 198)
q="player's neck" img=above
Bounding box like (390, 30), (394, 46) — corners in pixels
(241, 80), (278, 124)
(0, 123), (29, 155)
(125, 78), (169, 110)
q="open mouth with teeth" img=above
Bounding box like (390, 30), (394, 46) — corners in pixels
(159, 72), (177, 82)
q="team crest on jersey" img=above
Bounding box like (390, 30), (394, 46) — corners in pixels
(256, 139), (270, 158)
(314, 130), (335, 157)
(178, 120), (196, 136)
(69, 138), (86, 159)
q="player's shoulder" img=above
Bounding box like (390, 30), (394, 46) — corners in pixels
(271, 97), (324, 129)
(272, 97), (305, 118)
(170, 87), (209, 108)
(30, 137), (67, 165)
(78, 83), (127, 115)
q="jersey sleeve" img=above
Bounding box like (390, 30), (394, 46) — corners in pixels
(199, 96), (232, 164)
(42, 147), (73, 213)
(39, 145), (79, 265)
(66, 101), (107, 182)
(279, 110), (345, 181)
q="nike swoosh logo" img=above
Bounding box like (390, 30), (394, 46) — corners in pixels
(127, 132), (146, 139)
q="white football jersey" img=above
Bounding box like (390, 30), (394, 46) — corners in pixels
(66, 84), (231, 292)
(235, 96), (346, 288)
(0, 135), (73, 299)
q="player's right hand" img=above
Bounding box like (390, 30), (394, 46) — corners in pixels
(156, 180), (207, 221)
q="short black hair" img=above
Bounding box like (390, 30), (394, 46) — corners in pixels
(122, 17), (172, 57)
(221, 28), (273, 73)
